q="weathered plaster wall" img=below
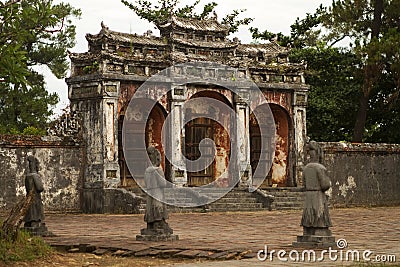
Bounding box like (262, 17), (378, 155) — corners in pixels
(0, 136), (83, 212)
(320, 142), (400, 207)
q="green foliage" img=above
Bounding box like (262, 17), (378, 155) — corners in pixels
(22, 126), (47, 136)
(318, 0), (400, 142)
(121, 0), (253, 34)
(290, 46), (361, 142)
(251, 0), (400, 143)
(83, 61), (99, 74)
(0, 227), (52, 263)
(251, 6), (325, 48)
(0, 0), (81, 134)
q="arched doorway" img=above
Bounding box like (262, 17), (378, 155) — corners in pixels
(184, 91), (232, 187)
(250, 104), (291, 187)
(118, 102), (168, 187)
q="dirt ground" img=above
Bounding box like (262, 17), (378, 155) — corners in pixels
(1, 252), (203, 267)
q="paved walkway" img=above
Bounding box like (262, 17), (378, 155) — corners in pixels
(43, 207), (400, 266)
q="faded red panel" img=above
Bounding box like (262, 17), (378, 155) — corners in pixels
(118, 82), (169, 116)
(213, 121), (230, 188)
(250, 104), (290, 187)
(187, 85), (234, 106)
(118, 82), (140, 115)
(270, 104), (290, 186)
(263, 91), (292, 114)
(146, 104), (167, 170)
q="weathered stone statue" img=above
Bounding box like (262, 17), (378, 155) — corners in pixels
(293, 141), (335, 248)
(136, 147), (178, 241)
(23, 155), (49, 235)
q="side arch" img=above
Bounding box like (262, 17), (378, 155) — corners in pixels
(118, 102), (168, 187)
(250, 103), (292, 187)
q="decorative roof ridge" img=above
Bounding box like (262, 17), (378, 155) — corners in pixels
(86, 22), (164, 44)
(238, 42), (290, 55)
(171, 36), (239, 49)
(158, 15), (229, 33)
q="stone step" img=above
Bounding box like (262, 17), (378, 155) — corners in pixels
(259, 188), (305, 211)
(223, 192), (258, 198)
(269, 192), (305, 197)
(209, 202), (263, 209)
(262, 187), (304, 192)
(212, 197), (258, 204)
(130, 187), (273, 213)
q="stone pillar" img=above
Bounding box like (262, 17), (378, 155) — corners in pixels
(102, 81), (121, 188)
(169, 84), (187, 187)
(234, 90), (251, 187)
(293, 91), (308, 187)
(68, 80), (121, 213)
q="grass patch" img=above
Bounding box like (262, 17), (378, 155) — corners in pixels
(0, 226), (52, 263)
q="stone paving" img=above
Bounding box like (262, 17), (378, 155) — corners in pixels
(43, 207), (400, 266)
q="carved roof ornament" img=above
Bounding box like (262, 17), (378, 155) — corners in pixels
(67, 16), (308, 85)
(158, 15), (230, 35)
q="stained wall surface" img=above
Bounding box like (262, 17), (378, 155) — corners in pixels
(0, 136), (83, 212)
(320, 142), (400, 207)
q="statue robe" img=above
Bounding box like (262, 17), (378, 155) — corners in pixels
(24, 172), (45, 224)
(144, 166), (168, 223)
(301, 162), (332, 228)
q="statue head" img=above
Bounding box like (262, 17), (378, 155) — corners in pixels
(307, 141), (323, 163)
(147, 146), (161, 167)
(27, 155), (39, 173)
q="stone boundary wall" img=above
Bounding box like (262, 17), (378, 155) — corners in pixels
(319, 142), (400, 207)
(0, 135), (84, 213)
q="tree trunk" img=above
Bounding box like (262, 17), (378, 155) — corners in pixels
(352, 0), (383, 142)
(352, 93), (369, 142)
(371, 0), (383, 39)
(1, 190), (34, 240)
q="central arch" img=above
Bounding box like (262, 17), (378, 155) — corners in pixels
(184, 91), (232, 187)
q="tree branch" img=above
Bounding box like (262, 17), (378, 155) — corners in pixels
(328, 35), (348, 47)
(42, 18), (65, 34)
(0, 0), (22, 8)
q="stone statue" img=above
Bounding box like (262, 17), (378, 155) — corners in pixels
(136, 146), (178, 241)
(293, 141), (335, 247)
(24, 155), (49, 235)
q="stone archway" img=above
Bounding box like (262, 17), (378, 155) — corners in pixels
(184, 91), (232, 187)
(250, 104), (291, 187)
(118, 102), (168, 187)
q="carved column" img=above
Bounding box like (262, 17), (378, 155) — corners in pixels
(234, 89), (251, 187)
(293, 91), (308, 187)
(101, 81), (121, 188)
(169, 84), (187, 187)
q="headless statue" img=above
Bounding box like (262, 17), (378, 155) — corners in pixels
(142, 146), (172, 235)
(301, 141), (332, 235)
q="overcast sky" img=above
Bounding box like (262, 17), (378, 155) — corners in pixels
(47, 0), (332, 115)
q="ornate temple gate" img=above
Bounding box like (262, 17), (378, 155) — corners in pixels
(66, 16), (309, 212)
